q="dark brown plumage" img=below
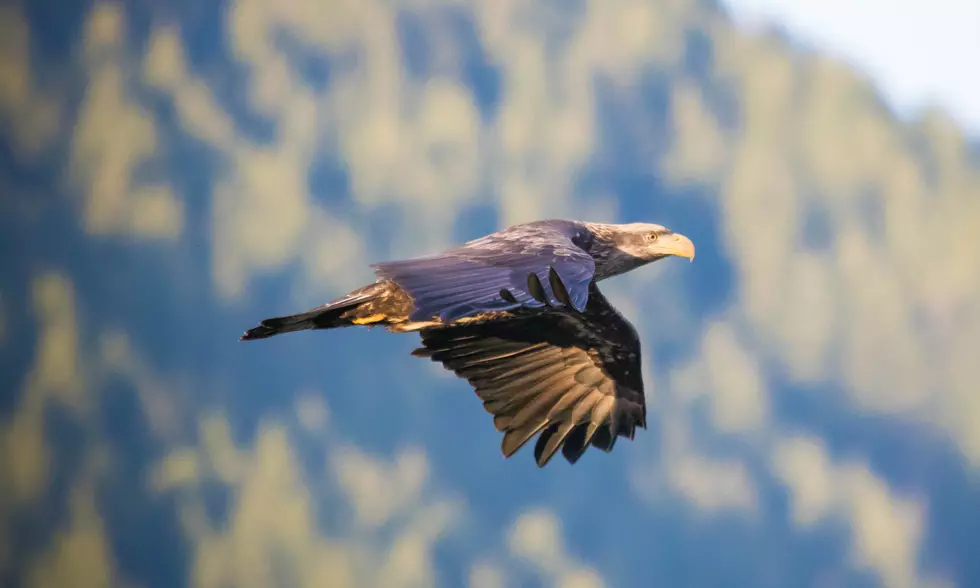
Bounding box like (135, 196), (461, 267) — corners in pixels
(412, 283), (646, 467)
(240, 218), (694, 467)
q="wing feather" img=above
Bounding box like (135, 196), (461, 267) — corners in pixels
(535, 420), (578, 467)
(413, 283), (646, 467)
(545, 385), (591, 420)
(373, 223), (595, 322)
(508, 379), (579, 430)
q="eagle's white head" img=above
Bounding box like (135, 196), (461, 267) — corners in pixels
(584, 222), (695, 280)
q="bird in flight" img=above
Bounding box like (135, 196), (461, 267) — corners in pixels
(241, 219), (695, 467)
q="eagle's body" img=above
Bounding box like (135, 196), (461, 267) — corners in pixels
(241, 219), (695, 467)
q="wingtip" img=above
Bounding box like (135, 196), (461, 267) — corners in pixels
(526, 272), (554, 307)
(547, 266), (574, 309)
(499, 288), (518, 304)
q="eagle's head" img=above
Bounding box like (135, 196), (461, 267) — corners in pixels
(584, 222), (695, 280)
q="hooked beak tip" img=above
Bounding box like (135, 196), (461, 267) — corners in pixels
(669, 233), (696, 262)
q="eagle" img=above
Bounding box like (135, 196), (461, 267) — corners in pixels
(241, 219), (695, 467)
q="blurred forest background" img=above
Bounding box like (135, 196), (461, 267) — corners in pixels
(1, 0), (978, 587)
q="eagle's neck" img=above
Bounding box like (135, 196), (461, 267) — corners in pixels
(591, 249), (648, 281)
(581, 224), (648, 281)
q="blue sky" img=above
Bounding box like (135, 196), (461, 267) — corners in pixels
(1, 1), (978, 587)
(721, 0), (980, 136)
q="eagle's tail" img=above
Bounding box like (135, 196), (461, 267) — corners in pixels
(239, 287), (379, 341)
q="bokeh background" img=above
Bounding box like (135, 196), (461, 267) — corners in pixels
(2, 0), (979, 587)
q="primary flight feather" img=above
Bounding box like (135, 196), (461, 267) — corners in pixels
(241, 219), (695, 467)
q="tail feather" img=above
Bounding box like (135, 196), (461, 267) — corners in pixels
(240, 293), (373, 341)
(240, 311), (321, 341)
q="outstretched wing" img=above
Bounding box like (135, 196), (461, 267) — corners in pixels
(413, 283), (646, 467)
(372, 223), (595, 322)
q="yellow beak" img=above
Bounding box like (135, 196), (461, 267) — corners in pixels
(664, 232), (696, 261)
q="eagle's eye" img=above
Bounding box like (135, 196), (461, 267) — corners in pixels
(645, 232), (659, 242)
